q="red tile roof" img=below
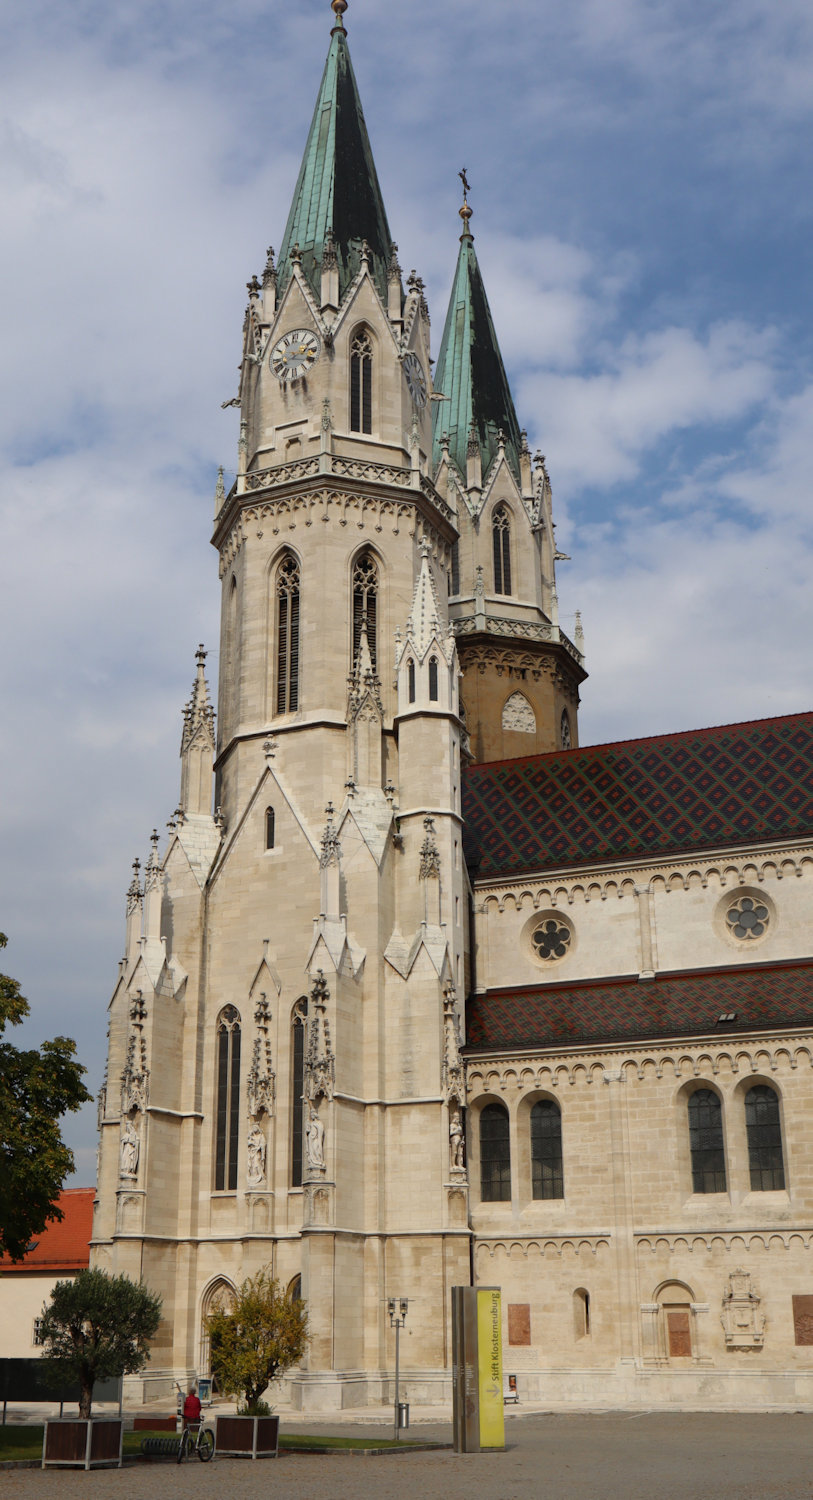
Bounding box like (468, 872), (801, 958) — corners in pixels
(0, 1189), (94, 1273)
(462, 712), (813, 879)
(465, 959), (813, 1052)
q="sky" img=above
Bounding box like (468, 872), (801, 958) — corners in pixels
(1, 0), (811, 1185)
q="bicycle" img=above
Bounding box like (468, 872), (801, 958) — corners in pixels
(177, 1421), (214, 1462)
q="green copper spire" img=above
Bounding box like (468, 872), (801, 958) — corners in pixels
(276, 11), (395, 307)
(432, 196), (523, 484)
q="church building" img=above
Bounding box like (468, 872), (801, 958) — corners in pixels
(92, 0), (813, 1411)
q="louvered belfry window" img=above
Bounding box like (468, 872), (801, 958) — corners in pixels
(276, 553), (301, 714)
(352, 552), (378, 671)
(493, 505), (512, 595)
(215, 1006), (241, 1191)
(350, 330), (373, 434)
(291, 1001), (307, 1188)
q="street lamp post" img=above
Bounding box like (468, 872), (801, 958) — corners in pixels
(387, 1296), (409, 1442)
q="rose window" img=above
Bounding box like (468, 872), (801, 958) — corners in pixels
(726, 896), (769, 941)
(532, 919), (572, 961)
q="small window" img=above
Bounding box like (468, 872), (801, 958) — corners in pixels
(288, 1275), (302, 1303)
(560, 710), (572, 750)
(688, 1089), (726, 1193)
(350, 330), (373, 434)
(265, 807), (275, 850)
(745, 1084), (785, 1190)
(573, 1289), (590, 1339)
(32, 1317), (44, 1347)
(429, 657), (439, 701)
(408, 659), (416, 704)
(492, 505), (512, 595)
(480, 1102), (511, 1202)
(451, 542), (460, 595)
(531, 1099), (564, 1199)
(215, 1006), (241, 1191)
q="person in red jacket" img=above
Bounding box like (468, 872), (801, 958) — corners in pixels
(182, 1387), (202, 1428)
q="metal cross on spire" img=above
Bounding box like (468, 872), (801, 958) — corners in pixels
(458, 168), (473, 233)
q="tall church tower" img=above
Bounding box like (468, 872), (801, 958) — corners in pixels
(92, 0), (472, 1409)
(432, 192), (586, 763)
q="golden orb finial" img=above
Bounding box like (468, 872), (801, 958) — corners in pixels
(331, 0), (348, 29)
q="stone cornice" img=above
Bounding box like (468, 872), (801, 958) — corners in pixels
(474, 840), (813, 905)
(465, 1029), (813, 1095)
(214, 484), (456, 579)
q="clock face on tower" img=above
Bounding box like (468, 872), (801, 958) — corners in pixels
(271, 329), (321, 381)
(403, 352), (427, 409)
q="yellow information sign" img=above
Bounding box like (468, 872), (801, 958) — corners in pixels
(476, 1287), (505, 1449)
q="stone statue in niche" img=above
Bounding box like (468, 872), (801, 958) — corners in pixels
(449, 1104), (465, 1172)
(119, 1117), (139, 1178)
(721, 1268), (765, 1348)
(306, 1103), (325, 1172)
(246, 1124), (266, 1186)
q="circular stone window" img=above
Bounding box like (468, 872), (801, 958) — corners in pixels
(531, 916), (573, 962)
(725, 895), (770, 941)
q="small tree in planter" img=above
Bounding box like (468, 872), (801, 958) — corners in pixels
(39, 1267), (162, 1418)
(206, 1269), (307, 1412)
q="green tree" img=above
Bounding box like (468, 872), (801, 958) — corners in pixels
(205, 1269), (308, 1411)
(39, 1268), (162, 1417)
(0, 932), (91, 1262)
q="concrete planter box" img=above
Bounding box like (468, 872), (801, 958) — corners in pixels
(42, 1418), (123, 1469)
(215, 1413), (279, 1458)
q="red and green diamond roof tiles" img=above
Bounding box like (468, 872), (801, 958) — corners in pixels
(462, 712), (813, 879)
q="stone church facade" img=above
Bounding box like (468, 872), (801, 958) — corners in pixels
(91, 0), (813, 1411)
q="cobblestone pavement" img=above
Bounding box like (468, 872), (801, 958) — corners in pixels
(7, 1413), (813, 1499)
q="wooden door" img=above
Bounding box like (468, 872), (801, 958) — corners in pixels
(666, 1308), (692, 1357)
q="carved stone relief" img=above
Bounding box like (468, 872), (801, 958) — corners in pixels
(721, 1268), (765, 1348)
(502, 691), (536, 733)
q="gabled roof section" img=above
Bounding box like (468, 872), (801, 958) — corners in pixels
(463, 712), (813, 879)
(465, 960), (813, 1052)
(432, 219), (523, 483)
(276, 23), (394, 307)
(0, 1188), (94, 1273)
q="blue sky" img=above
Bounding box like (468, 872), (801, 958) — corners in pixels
(1, 0), (811, 1183)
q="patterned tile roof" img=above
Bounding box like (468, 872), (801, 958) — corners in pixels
(0, 1188), (94, 1273)
(465, 961), (813, 1052)
(462, 713), (813, 879)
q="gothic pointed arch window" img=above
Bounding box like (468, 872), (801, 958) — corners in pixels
(291, 999), (308, 1188)
(276, 552), (300, 714)
(407, 659), (416, 704)
(429, 656), (439, 701)
(215, 1006), (241, 1191)
(352, 550), (379, 671)
(493, 504), (512, 596)
(350, 328), (373, 434)
(265, 807), (275, 850)
(531, 1099), (564, 1199)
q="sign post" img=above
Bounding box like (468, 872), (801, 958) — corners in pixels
(451, 1286), (505, 1453)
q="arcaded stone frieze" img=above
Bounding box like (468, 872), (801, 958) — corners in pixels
(466, 1037), (813, 1096)
(476, 847), (813, 910)
(476, 1234), (612, 1259)
(636, 1230), (813, 1255)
